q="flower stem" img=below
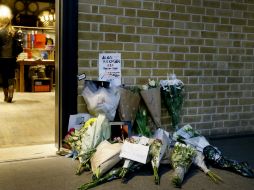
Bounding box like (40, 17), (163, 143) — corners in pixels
(207, 171), (223, 183)
(153, 166), (160, 185)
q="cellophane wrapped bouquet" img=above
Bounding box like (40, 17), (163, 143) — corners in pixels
(173, 124), (223, 183)
(63, 117), (97, 160)
(170, 142), (196, 188)
(77, 114), (111, 174)
(160, 74), (184, 130)
(149, 128), (171, 185)
(203, 145), (254, 178)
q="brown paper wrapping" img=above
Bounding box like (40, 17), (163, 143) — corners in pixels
(118, 87), (141, 125)
(90, 140), (122, 178)
(140, 87), (161, 127)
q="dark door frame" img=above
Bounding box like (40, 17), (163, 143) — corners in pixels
(55, 0), (78, 148)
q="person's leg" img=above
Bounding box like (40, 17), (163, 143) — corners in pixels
(1, 65), (9, 102)
(7, 78), (15, 103)
(3, 88), (8, 101)
(5, 60), (16, 103)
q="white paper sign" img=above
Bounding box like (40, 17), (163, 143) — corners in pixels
(120, 141), (149, 164)
(98, 53), (121, 86)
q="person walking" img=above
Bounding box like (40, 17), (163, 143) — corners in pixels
(0, 4), (23, 103)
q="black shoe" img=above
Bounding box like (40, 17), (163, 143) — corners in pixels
(7, 97), (13, 103)
(3, 88), (8, 102)
(7, 85), (14, 103)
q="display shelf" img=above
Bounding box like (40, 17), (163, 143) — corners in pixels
(13, 26), (55, 31)
(15, 26), (55, 57)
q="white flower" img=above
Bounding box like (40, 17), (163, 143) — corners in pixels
(159, 77), (184, 91)
(142, 84), (148, 90)
(180, 143), (186, 148)
(148, 79), (156, 87)
(184, 125), (192, 131)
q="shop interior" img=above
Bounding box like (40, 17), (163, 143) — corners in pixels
(0, 0), (56, 160)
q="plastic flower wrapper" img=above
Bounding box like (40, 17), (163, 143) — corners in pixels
(193, 150), (223, 183)
(149, 139), (163, 184)
(118, 86), (141, 126)
(170, 142), (196, 188)
(173, 124), (200, 142)
(82, 80), (120, 121)
(90, 140), (122, 179)
(160, 74), (184, 130)
(173, 124), (210, 152)
(203, 145), (254, 178)
(77, 114), (111, 175)
(63, 118), (97, 159)
(140, 79), (161, 127)
(149, 128), (172, 184)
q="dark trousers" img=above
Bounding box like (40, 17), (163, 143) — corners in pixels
(0, 58), (16, 88)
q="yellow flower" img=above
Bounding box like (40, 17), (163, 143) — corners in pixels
(83, 118), (97, 130)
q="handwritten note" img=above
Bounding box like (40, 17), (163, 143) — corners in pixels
(98, 53), (121, 86)
(120, 141), (149, 164)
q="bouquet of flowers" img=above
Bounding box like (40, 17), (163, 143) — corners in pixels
(172, 125), (223, 183)
(149, 128), (171, 184)
(149, 139), (163, 184)
(141, 79), (161, 127)
(173, 124), (210, 152)
(90, 140), (122, 179)
(170, 142), (196, 188)
(77, 114), (111, 175)
(203, 145), (254, 178)
(63, 117), (97, 159)
(173, 124), (200, 141)
(160, 74), (184, 130)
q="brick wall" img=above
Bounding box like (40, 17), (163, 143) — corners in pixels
(77, 0), (254, 137)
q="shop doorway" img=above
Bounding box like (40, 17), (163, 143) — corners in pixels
(0, 0), (78, 161)
(0, 0), (57, 161)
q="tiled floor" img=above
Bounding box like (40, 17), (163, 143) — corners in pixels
(0, 89), (55, 148)
(0, 143), (57, 163)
